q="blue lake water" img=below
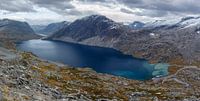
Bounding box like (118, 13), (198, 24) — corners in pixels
(16, 39), (169, 80)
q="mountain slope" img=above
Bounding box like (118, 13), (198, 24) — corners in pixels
(115, 16), (199, 64)
(32, 21), (70, 35)
(115, 19), (200, 64)
(0, 19), (40, 41)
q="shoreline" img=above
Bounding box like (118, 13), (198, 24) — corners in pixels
(1, 39), (200, 100)
(16, 39), (171, 81)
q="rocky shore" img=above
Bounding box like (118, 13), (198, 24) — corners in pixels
(0, 44), (200, 100)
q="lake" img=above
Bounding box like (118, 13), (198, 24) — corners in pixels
(16, 39), (169, 80)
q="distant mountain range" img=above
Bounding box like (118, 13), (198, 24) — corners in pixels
(0, 19), (39, 41)
(31, 25), (46, 34)
(45, 15), (200, 65)
(31, 21), (70, 35)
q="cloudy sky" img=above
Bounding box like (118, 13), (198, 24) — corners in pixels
(0, 0), (199, 25)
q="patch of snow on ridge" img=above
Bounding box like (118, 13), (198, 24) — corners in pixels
(179, 17), (200, 28)
(144, 19), (181, 28)
(144, 16), (200, 29)
(149, 33), (160, 38)
(110, 24), (120, 29)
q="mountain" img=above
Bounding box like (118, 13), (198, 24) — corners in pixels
(32, 21), (70, 35)
(116, 16), (200, 64)
(46, 15), (200, 65)
(129, 21), (145, 30)
(46, 15), (130, 47)
(31, 25), (46, 34)
(0, 19), (40, 41)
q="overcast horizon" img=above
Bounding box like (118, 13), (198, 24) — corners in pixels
(1, 0), (200, 25)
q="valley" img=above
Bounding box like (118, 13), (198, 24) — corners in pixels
(0, 42), (200, 100)
(0, 14), (199, 100)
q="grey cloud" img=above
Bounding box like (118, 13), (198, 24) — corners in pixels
(1, 0), (200, 20)
(64, 9), (98, 17)
(135, 9), (169, 17)
(145, 0), (200, 13)
(28, 0), (99, 17)
(30, 0), (75, 10)
(0, 0), (35, 12)
(118, 0), (143, 4)
(76, 0), (200, 17)
(82, 0), (107, 2)
(29, 0), (79, 16)
(0, 0), (75, 13)
(118, 0), (200, 16)
(120, 8), (134, 14)
(65, 9), (82, 15)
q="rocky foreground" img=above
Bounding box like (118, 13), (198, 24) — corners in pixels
(0, 46), (200, 101)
